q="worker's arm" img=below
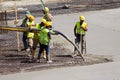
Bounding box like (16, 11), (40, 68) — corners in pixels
(20, 17), (28, 27)
(48, 32), (51, 39)
(74, 25), (77, 37)
(81, 26), (88, 31)
(47, 13), (53, 21)
(81, 23), (88, 31)
(30, 24), (36, 27)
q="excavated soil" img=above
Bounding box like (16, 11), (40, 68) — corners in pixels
(0, 0), (118, 75)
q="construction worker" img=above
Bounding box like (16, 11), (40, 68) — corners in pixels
(42, 7), (53, 59)
(26, 15), (35, 53)
(42, 7), (53, 28)
(31, 19), (47, 60)
(20, 11), (31, 51)
(74, 15), (88, 55)
(37, 21), (52, 63)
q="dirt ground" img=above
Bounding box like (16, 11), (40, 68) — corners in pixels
(0, 31), (112, 75)
(0, 0), (118, 75)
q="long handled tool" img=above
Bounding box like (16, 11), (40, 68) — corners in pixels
(40, 0), (45, 10)
(40, 0), (51, 20)
(0, 26), (41, 32)
(0, 26), (27, 32)
(14, 1), (20, 51)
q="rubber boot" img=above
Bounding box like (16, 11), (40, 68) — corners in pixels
(46, 54), (52, 63)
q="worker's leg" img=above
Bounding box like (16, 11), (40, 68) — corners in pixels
(74, 34), (80, 56)
(27, 38), (33, 59)
(28, 38), (33, 51)
(41, 49), (46, 59)
(45, 44), (52, 63)
(31, 39), (39, 59)
(37, 43), (44, 61)
(22, 33), (28, 49)
(81, 35), (85, 54)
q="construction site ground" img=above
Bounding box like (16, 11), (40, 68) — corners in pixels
(0, 0), (119, 75)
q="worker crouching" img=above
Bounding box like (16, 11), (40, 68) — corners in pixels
(37, 21), (52, 63)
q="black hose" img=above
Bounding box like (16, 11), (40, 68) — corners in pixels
(53, 30), (84, 61)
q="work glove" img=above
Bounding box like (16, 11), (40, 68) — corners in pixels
(54, 31), (59, 35)
(50, 30), (59, 35)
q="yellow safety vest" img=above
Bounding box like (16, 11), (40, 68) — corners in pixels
(76, 22), (87, 35)
(34, 24), (41, 39)
(39, 27), (50, 45)
(27, 21), (35, 38)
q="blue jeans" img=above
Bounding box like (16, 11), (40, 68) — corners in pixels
(38, 43), (50, 59)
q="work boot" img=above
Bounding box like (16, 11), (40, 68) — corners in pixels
(47, 60), (52, 63)
(46, 54), (52, 63)
(26, 48), (30, 52)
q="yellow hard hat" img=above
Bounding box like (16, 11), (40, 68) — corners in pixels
(48, 22), (52, 26)
(41, 19), (47, 24)
(80, 16), (85, 20)
(45, 7), (49, 13)
(28, 15), (35, 21)
(45, 22), (51, 27)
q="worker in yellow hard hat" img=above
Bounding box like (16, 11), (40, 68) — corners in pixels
(37, 21), (52, 63)
(42, 7), (54, 57)
(42, 7), (53, 28)
(73, 15), (88, 56)
(31, 19), (47, 60)
(26, 15), (35, 56)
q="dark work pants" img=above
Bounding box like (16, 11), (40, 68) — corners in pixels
(22, 33), (28, 49)
(38, 43), (50, 60)
(74, 34), (85, 54)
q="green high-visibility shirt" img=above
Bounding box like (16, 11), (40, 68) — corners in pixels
(76, 22), (87, 35)
(39, 27), (50, 45)
(27, 21), (35, 38)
